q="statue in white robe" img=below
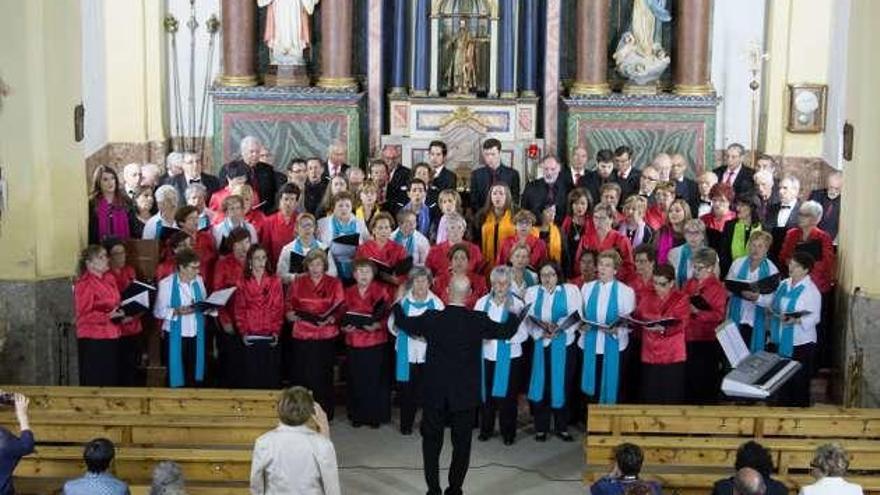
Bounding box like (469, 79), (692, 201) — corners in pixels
(257, 0), (320, 66)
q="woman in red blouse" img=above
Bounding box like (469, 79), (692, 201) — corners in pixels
(425, 212), (484, 276)
(155, 231), (195, 282)
(177, 205), (217, 288)
(103, 238), (144, 386)
(74, 245), (124, 386)
(630, 244), (656, 300)
(212, 227), (251, 388)
(233, 245), (284, 389)
(355, 212), (408, 296)
(260, 183), (300, 270)
(496, 210), (547, 268)
(681, 247), (728, 404)
(778, 200), (836, 294)
(433, 243), (488, 308)
(632, 263), (690, 404)
(285, 249), (345, 419)
(342, 259), (392, 427)
(577, 203), (636, 284)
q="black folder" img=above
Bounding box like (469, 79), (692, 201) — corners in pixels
(795, 239), (823, 261)
(333, 233), (360, 247)
(689, 294), (713, 311)
(295, 300), (344, 324)
(725, 273), (782, 296)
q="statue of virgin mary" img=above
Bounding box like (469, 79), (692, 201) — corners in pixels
(257, 0), (320, 66)
(613, 0), (672, 86)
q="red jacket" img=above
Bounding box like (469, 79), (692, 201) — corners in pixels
(286, 274), (345, 340)
(779, 227), (836, 293)
(74, 271), (122, 340)
(644, 204), (666, 231)
(341, 281), (390, 348)
(213, 254), (246, 327)
(630, 275), (654, 303)
(245, 209), (267, 238)
(433, 272), (487, 309)
(356, 239), (409, 296)
(682, 275), (728, 342)
(107, 265), (143, 337)
(233, 274), (284, 337)
(425, 240), (484, 276)
(191, 230), (218, 288)
(700, 211), (736, 232)
(576, 228), (636, 284)
(260, 211), (297, 269)
(496, 234), (547, 268)
(634, 288), (690, 364)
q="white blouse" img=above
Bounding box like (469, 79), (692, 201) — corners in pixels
(387, 292), (445, 364)
(523, 283), (583, 347)
(275, 238), (337, 283)
(153, 274), (208, 338)
(725, 255), (780, 326)
(474, 294), (530, 360)
(141, 214), (178, 240)
(757, 275), (822, 346)
(391, 228), (430, 267)
(577, 280), (635, 354)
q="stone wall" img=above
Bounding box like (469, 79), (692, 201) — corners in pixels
(839, 290), (880, 407)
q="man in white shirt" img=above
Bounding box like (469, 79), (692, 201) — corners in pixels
(122, 163), (142, 199)
(250, 386), (341, 495)
(324, 140), (349, 179)
(765, 175), (801, 262)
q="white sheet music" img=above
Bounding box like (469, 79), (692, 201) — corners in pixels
(716, 320), (750, 368)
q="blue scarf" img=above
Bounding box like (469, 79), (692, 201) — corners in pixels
(727, 258), (771, 352)
(523, 270), (537, 288)
(527, 286), (569, 408)
(395, 296), (435, 381)
(331, 216), (358, 279)
(168, 273), (205, 388)
(393, 230), (415, 256)
(292, 236), (319, 255)
(198, 213), (210, 230)
(581, 281), (621, 404)
(407, 203), (431, 237)
(480, 296), (513, 401)
(770, 280), (806, 358)
(676, 244), (692, 287)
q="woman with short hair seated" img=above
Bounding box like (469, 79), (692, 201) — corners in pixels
(249, 386), (341, 495)
(62, 438), (129, 495)
(711, 440), (789, 495)
(799, 443), (863, 495)
(589, 442), (661, 495)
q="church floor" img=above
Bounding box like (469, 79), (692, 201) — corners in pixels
(330, 410), (586, 494)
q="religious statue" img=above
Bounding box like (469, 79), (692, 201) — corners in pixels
(444, 19), (478, 95)
(613, 0), (672, 88)
(258, 0), (319, 85)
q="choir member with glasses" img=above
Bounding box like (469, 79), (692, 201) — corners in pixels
(667, 219), (708, 288)
(74, 245), (124, 386)
(725, 230), (779, 353)
(391, 209), (430, 267)
(276, 213), (337, 283)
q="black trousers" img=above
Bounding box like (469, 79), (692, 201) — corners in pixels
(291, 338), (337, 420)
(640, 362), (686, 404)
(217, 330), (243, 388)
(777, 343), (816, 407)
(241, 337), (281, 389)
(117, 334), (143, 386)
(685, 340), (722, 404)
(78, 338), (120, 386)
(422, 403), (475, 495)
(398, 363), (424, 432)
(531, 344), (577, 434)
(347, 344), (391, 425)
(479, 357), (522, 440)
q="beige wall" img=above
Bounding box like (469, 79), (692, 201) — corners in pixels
(762, 0), (835, 157)
(0, 0), (87, 280)
(838, 0), (880, 296)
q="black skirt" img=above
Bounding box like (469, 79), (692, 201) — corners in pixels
(347, 344), (391, 424)
(78, 338), (120, 386)
(640, 362), (686, 404)
(241, 337), (281, 389)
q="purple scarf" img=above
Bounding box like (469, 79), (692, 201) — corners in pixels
(656, 228), (675, 265)
(97, 197), (131, 241)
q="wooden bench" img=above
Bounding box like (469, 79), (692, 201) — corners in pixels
(586, 404), (880, 494)
(14, 478), (249, 495)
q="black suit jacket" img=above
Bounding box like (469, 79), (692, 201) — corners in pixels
(469, 164), (521, 210)
(169, 173), (222, 205)
(521, 179), (570, 225)
(809, 189), (840, 240)
(580, 171), (612, 204)
(219, 159), (282, 214)
(764, 200), (801, 263)
(384, 165), (412, 215)
(713, 165), (755, 199)
(674, 177), (700, 215)
(303, 179), (328, 215)
(612, 167), (641, 202)
(711, 476), (789, 495)
(392, 304), (519, 411)
(323, 161), (350, 180)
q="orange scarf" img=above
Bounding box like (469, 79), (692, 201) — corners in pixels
(543, 224), (563, 263)
(481, 210), (515, 264)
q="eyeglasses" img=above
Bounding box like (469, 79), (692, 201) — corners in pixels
(653, 279), (672, 287)
(693, 264), (710, 271)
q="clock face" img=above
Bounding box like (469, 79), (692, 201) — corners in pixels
(795, 90), (820, 114)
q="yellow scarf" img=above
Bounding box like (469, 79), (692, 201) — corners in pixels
(481, 210), (515, 264)
(356, 205), (379, 223)
(543, 224), (563, 263)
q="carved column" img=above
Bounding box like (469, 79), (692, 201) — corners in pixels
(519, 0), (538, 96)
(390, 0), (407, 93)
(674, 0), (713, 95)
(219, 0), (257, 86)
(499, 0), (516, 97)
(571, 0), (610, 95)
(317, 0), (357, 89)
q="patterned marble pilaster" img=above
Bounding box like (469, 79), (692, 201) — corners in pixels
(543, 0), (561, 155)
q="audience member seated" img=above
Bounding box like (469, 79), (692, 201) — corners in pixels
(711, 440), (789, 495)
(733, 467), (769, 495)
(150, 461), (187, 495)
(799, 443), (863, 495)
(250, 386), (340, 495)
(0, 393), (33, 495)
(590, 442), (661, 495)
(62, 438), (129, 495)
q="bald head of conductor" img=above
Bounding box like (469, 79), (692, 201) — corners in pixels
(446, 275), (473, 306)
(733, 467), (766, 495)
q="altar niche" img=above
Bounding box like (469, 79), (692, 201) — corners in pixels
(433, 1), (495, 98)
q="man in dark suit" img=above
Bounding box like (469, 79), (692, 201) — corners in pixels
(711, 441), (789, 495)
(323, 140), (350, 179)
(560, 145), (589, 189)
(392, 276), (521, 495)
(469, 138), (521, 210)
(581, 149), (615, 204)
(427, 140), (458, 218)
(158, 151), (184, 187)
(521, 155), (570, 224)
(670, 153), (700, 214)
(764, 175), (801, 263)
(612, 145), (641, 202)
(809, 171), (842, 242)
(169, 152), (221, 205)
(713, 143), (755, 200)
(381, 144), (411, 216)
(302, 157), (328, 215)
(121, 163), (142, 199)
(218, 136), (281, 214)
(752, 169), (779, 225)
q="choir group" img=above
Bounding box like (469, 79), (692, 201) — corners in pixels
(76, 136), (841, 441)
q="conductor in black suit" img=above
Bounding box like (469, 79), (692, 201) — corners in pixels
(713, 143), (755, 200)
(392, 276), (522, 495)
(168, 152), (221, 205)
